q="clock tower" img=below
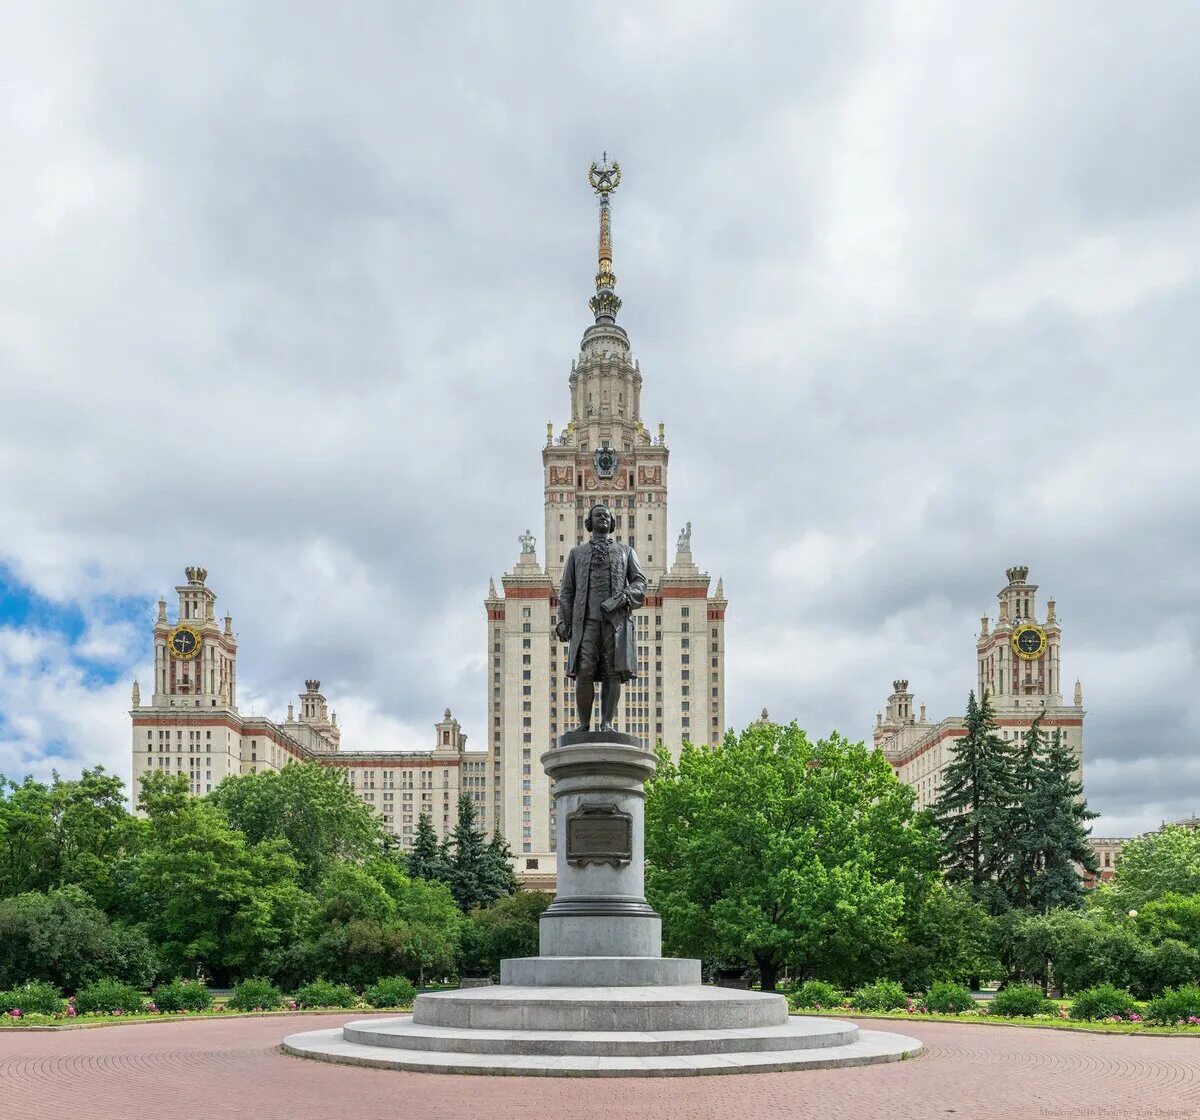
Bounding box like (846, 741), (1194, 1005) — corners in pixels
(875, 564), (1084, 812)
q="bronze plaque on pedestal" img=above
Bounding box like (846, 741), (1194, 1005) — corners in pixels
(566, 803), (633, 868)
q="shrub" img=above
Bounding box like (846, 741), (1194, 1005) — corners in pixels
(364, 976), (418, 1008)
(850, 980), (908, 1012)
(292, 979), (358, 1009)
(1068, 983), (1139, 1021)
(152, 979), (214, 1013)
(789, 980), (840, 1009)
(1147, 985), (1200, 1025)
(925, 981), (976, 1015)
(228, 979), (284, 1012)
(0, 981), (64, 1016)
(989, 984), (1057, 1018)
(74, 979), (145, 1015)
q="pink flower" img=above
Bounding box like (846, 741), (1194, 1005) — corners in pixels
(112, 1009), (123, 1016)
(9, 1009), (20, 1019)
(66, 1006), (77, 1018)
(146, 1002), (159, 1014)
(1188, 1016), (1199, 1024)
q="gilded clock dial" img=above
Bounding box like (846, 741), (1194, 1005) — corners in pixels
(168, 624), (201, 660)
(1011, 624), (1047, 660)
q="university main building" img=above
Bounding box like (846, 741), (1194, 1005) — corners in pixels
(130, 161), (728, 879)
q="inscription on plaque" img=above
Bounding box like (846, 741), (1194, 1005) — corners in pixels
(566, 803), (633, 868)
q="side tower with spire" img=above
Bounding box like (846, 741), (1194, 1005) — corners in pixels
(486, 158), (729, 880)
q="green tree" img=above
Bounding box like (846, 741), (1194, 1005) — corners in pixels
(125, 771), (309, 984)
(482, 829), (520, 901)
(47, 767), (144, 909)
(441, 796), (515, 912)
(1110, 825), (1200, 911)
(460, 891), (552, 977)
(209, 762), (384, 888)
(303, 859), (462, 987)
(0, 775), (56, 897)
(1135, 893), (1200, 951)
(0, 885), (157, 991)
(407, 813), (443, 880)
(645, 721), (939, 991)
(932, 690), (1017, 917)
(1027, 726), (1098, 912)
(1004, 716), (1098, 913)
(888, 883), (1001, 991)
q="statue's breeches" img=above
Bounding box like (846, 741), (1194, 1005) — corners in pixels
(576, 618), (617, 682)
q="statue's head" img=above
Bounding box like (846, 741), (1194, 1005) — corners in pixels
(585, 504), (614, 535)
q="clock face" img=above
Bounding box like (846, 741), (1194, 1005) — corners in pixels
(594, 447), (619, 479)
(1011, 624), (1047, 661)
(168, 624), (201, 660)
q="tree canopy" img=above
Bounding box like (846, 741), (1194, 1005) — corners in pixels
(645, 721), (940, 990)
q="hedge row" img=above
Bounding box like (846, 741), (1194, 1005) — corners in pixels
(785, 979), (1200, 1024)
(2, 975), (419, 1019)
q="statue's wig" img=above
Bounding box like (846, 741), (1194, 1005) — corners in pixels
(584, 504), (614, 532)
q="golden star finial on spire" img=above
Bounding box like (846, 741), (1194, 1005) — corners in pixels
(587, 154), (622, 324)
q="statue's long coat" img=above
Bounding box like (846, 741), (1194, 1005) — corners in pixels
(557, 539), (647, 681)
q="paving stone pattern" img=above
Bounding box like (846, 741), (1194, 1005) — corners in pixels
(1, 1013), (1198, 1120)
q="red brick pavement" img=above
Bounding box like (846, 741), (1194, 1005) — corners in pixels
(0, 1013), (1197, 1120)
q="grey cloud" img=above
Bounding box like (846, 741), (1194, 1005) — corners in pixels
(0, 3), (1197, 835)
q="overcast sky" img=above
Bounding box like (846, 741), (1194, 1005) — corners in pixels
(1, 2), (1197, 837)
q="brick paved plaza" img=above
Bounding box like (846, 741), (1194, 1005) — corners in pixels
(1, 1013), (1197, 1120)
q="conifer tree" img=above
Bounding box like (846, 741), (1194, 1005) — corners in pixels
(482, 829), (520, 901)
(441, 796), (515, 912)
(407, 813), (442, 881)
(1027, 726), (1099, 913)
(1002, 715), (1099, 913)
(1004, 711), (1045, 911)
(932, 690), (1016, 917)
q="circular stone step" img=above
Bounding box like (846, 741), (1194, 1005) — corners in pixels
(282, 1024), (923, 1077)
(343, 1015), (858, 1056)
(500, 956), (701, 987)
(412, 984), (788, 1032)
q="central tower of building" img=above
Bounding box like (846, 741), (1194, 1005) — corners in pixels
(485, 159), (728, 878)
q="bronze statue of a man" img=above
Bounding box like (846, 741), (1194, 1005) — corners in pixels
(555, 503), (647, 732)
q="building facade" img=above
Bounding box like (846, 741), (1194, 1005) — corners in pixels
(484, 159), (728, 876)
(129, 566), (484, 847)
(875, 565), (1085, 812)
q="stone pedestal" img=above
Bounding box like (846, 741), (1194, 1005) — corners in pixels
(283, 728), (922, 1075)
(538, 730), (660, 958)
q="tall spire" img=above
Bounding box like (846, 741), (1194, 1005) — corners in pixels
(587, 153), (622, 325)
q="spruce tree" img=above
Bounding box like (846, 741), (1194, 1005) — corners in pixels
(932, 690), (1016, 917)
(1003, 711), (1045, 911)
(482, 828), (520, 901)
(1001, 715), (1099, 914)
(442, 795), (490, 911)
(1027, 726), (1099, 913)
(407, 812), (442, 880)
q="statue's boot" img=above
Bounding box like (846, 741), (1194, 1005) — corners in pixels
(599, 676), (621, 732)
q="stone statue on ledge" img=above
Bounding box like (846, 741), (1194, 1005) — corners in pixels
(555, 503), (647, 732)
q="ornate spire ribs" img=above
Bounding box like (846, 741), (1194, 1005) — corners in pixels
(588, 153), (622, 324)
